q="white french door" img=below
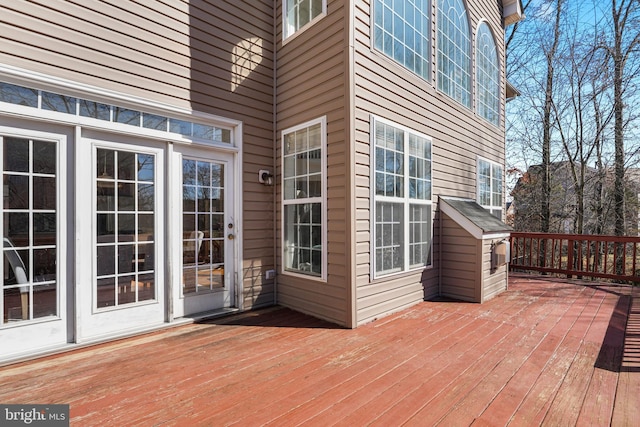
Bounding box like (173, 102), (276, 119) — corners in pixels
(171, 145), (235, 318)
(0, 127), (68, 359)
(75, 132), (165, 342)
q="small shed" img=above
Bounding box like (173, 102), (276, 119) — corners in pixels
(439, 196), (513, 303)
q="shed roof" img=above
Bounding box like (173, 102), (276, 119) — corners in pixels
(440, 196), (513, 239)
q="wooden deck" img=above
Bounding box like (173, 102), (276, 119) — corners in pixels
(1, 274), (639, 426)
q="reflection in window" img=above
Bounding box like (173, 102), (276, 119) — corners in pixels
(476, 22), (500, 125)
(2, 137), (58, 324)
(478, 158), (503, 218)
(0, 82), (37, 107)
(437, 0), (471, 107)
(283, 118), (325, 278)
(42, 91), (76, 114)
(373, 0), (430, 79)
(373, 118), (432, 276)
(95, 148), (155, 308)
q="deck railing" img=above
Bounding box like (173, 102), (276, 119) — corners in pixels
(509, 232), (640, 283)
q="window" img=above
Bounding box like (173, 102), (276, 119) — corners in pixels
(372, 118), (432, 277)
(437, 0), (471, 107)
(478, 158), (503, 218)
(282, 117), (326, 278)
(373, 0), (431, 80)
(2, 137), (59, 323)
(476, 22), (500, 125)
(284, 0), (325, 40)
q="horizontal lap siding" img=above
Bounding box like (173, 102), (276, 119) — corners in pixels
(354, 0), (505, 322)
(481, 240), (508, 301)
(275, 0), (349, 326)
(0, 0), (276, 310)
(440, 216), (481, 301)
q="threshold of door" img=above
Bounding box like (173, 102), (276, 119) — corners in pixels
(180, 307), (241, 323)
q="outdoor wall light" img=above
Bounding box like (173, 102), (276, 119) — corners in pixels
(259, 169), (273, 186)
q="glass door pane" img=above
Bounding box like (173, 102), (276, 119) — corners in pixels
(2, 137), (58, 324)
(182, 159), (225, 295)
(95, 149), (155, 308)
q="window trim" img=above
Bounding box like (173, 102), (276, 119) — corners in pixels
(436, 0), (472, 108)
(475, 20), (501, 126)
(477, 156), (504, 219)
(282, 0), (328, 43)
(281, 116), (327, 281)
(370, 116), (433, 280)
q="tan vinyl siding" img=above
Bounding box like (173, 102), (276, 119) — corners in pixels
(481, 240), (509, 301)
(275, 0), (350, 326)
(0, 0), (277, 311)
(440, 215), (481, 302)
(353, 0), (506, 323)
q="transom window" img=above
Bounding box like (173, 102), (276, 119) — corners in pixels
(373, 0), (431, 80)
(476, 22), (500, 125)
(284, 0), (326, 40)
(437, 0), (471, 107)
(373, 118), (432, 277)
(282, 117), (326, 278)
(478, 158), (503, 218)
(0, 82), (232, 144)
(2, 137), (58, 324)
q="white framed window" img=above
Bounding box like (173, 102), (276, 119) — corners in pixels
(477, 157), (503, 219)
(372, 0), (431, 80)
(283, 0), (326, 41)
(282, 117), (326, 279)
(437, 0), (471, 108)
(476, 22), (500, 125)
(372, 117), (432, 278)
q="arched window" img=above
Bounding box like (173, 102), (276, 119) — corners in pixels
(476, 22), (500, 125)
(437, 0), (471, 107)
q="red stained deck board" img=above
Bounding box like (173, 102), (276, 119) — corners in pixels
(0, 274), (636, 427)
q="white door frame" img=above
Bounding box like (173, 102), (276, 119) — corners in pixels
(75, 130), (165, 343)
(170, 143), (239, 319)
(0, 125), (68, 359)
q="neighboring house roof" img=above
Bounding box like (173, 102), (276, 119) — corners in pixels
(440, 196), (513, 239)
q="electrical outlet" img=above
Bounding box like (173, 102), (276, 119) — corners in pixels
(265, 269), (276, 280)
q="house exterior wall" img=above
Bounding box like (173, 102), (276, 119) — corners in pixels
(0, 0), (276, 314)
(352, 0), (507, 324)
(274, 0), (351, 326)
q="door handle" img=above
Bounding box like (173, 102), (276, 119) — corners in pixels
(228, 234), (235, 240)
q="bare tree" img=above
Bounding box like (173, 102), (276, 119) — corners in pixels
(604, 0), (640, 236)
